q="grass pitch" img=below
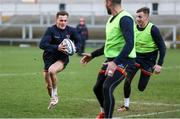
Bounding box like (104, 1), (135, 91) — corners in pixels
(0, 46), (180, 118)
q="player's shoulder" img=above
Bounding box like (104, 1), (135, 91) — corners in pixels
(151, 24), (158, 29)
(121, 16), (133, 22)
(47, 24), (55, 29)
(66, 25), (78, 33)
(46, 25), (57, 32)
(120, 16), (134, 27)
(151, 24), (160, 33)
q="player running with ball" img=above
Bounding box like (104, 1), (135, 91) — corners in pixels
(39, 11), (80, 109)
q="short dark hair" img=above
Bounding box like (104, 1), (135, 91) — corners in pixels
(56, 11), (69, 18)
(136, 7), (150, 15)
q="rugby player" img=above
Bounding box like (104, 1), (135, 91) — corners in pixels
(81, 0), (136, 118)
(39, 11), (80, 109)
(118, 7), (166, 112)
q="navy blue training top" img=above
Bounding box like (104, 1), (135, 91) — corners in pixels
(39, 25), (81, 58)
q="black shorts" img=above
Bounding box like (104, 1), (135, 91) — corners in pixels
(42, 52), (69, 71)
(105, 57), (135, 76)
(135, 51), (158, 73)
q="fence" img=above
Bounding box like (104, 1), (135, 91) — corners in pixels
(0, 24), (180, 48)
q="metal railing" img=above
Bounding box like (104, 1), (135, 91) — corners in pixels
(0, 24), (179, 48)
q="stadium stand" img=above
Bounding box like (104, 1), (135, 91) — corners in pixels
(0, 0), (180, 48)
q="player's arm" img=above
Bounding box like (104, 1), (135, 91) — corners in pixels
(151, 25), (166, 74)
(39, 27), (58, 52)
(81, 45), (104, 64)
(151, 25), (166, 66)
(113, 16), (135, 65)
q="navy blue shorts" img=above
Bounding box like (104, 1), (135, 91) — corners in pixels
(135, 51), (158, 74)
(100, 58), (135, 76)
(42, 52), (69, 71)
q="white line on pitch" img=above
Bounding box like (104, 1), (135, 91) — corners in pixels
(0, 72), (40, 77)
(124, 109), (180, 118)
(64, 97), (180, 107)
(130, 101), (180, 107)
(163, 66), (180, 70)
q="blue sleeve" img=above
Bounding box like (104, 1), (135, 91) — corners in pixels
(39, 27), (58, 52)
(151, 25), (166, 66)
(91, 45), (104, 58)
(114, 16), (135, 64)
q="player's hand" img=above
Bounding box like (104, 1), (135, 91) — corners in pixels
(58, 42), (67, 53)
(104, 61), (117, 77)
(153, 64), (162, 74)
(80, 53), (92, 65)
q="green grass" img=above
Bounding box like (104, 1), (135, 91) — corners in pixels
(0, 46), (180, 118)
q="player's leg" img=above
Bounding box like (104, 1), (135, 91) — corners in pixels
(93, 64), (107, 119)
(138, 55), (155, 92)
(48, 60), (64, 109)
(43, 53), (54, 98)
(48, 60), (64, 96)
(138, 51), (157, 91)
(43, 70), (52, 97)
(103, 65), (127, 118)
(138, 69), (152, 91)
(118, 63), (138, 112)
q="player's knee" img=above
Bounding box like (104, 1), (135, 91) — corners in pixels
(48, 69), (56, 75)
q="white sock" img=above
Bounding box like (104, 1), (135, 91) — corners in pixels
(51, 87), (58, 97)
(124, 98), (129, 107)
(53, 87), (58, 97)
(51, 89), (54, 98)
(100, 107), (104, 113)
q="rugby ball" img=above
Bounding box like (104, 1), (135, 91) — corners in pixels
(62, 38), (76, 55)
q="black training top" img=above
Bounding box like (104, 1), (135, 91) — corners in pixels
(39, 25), (81, 58)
